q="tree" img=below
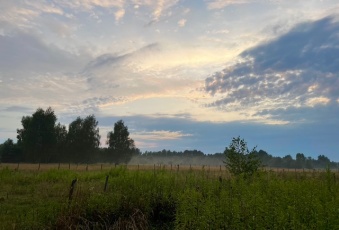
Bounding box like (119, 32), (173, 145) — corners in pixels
(106, 120), (137, 164)
(53, 123), (68, 162)
(224, 136), (261, 177)
(67, 115), (100, 163)
(17, 107), (57, 162)
(317, 155), (331, 168)
(295, 153), (306, 168)
(282, 155), (294, 168)
(0, 139), (22, 163)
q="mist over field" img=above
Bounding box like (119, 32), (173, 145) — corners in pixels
(129, 155), (224, 166)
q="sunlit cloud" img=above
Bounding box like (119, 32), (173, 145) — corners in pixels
(115, 8), (126, 21)
(133, 130), (193, 141)
(306, 97), (330, 106)
(206, 0), (250, 10)
(178, 18), (187, 27)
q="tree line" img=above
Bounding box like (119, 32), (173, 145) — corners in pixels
(0, 107), (138, 164)
(0, 107), (337, 169)
(135, 149), (338, 169)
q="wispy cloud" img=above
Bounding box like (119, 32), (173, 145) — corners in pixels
(206, 0), (250, 10)
(133, 130), (193, 140)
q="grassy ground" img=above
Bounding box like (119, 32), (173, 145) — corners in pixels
(0, 164), (338, 229)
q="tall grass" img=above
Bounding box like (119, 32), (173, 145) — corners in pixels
(0, 166), (338, 229)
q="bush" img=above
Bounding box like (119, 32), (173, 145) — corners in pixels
(224, 136), (261, 177)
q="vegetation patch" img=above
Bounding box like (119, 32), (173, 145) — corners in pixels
(1, 166), (339, 229)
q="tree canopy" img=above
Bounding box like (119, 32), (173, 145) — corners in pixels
(67, 115), (101, 163)
(106, 120), (137, 164)
(17, 107), (57, 162)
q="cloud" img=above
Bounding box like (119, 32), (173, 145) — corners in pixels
(1, 106), (33, 113)
(133, 130), (193, 140)
(115, 8), (126, 21)
(151, 0), (179, 22)
(178, 18), (187, 27)
(205, 16), (339, 123)
(206, 0), (250, 10)
(242, 16), (339, 73)
(0, 31), (89, 74)
(254, 102), (339, 124)
(57, 0), (125, 11)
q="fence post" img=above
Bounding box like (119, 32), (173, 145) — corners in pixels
(68, 178), (78, 205)
(101, 164), (103, 171)
(104, 175), (109, 192)
(58, 163), (60, 170)
(38, 163), (41, 171)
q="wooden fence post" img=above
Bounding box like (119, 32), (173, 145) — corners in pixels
(104, 175), (109, 192)
(68, 178), (78, 205)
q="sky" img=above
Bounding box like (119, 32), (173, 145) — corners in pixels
(0, 0), (339, 160)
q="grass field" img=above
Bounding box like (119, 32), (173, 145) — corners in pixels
(0, 163), (338, 229)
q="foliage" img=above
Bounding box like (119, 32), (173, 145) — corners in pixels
(0, 166), (339, 229)
(224, 136), (261, 177)
(17, 107), (57, 163)
(106, 120), (137, 164)
(66, 115), (101, 163)
(0, 139), (22, 162)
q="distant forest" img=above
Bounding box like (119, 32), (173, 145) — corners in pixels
(0, 107), (337, 169)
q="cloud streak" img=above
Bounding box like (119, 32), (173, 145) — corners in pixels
(206, 0), (250, 10)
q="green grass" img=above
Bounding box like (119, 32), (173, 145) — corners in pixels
(0, 166), (338, 229)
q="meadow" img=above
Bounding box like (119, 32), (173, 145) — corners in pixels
(0, 163), (338, 229)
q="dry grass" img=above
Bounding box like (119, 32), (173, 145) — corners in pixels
(0, 163), (333, 175)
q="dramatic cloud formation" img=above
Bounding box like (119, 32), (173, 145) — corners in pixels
(205, 16), (339, 124)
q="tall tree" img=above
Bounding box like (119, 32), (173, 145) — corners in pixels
(106, 120), (136, 164)
(67, 115), (100, 163)
(17, 107), (57, 162)
(53, 123), (68, 162)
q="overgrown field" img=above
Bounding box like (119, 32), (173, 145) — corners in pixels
(0, 164), (338, 229)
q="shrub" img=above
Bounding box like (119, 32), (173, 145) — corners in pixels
(224, 136), (261, 178)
